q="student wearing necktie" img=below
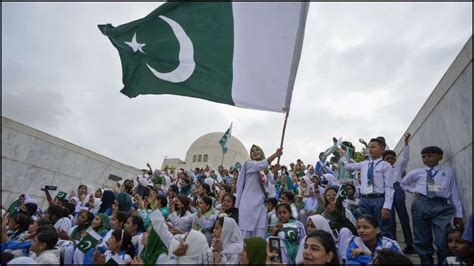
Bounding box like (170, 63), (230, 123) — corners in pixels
(400, 146), (464, 266)
(338, 138), (395, 239)
(382, 133), (416, 254)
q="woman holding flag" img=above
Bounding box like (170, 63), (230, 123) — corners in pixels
(235, 145), (282, 239)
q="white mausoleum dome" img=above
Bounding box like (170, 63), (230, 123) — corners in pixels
(184, 132), (249, 170)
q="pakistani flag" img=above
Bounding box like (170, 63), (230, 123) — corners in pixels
(76, 229), (102, 253)
(55, 191), (68, 201)
(335, 184), (348, 201)
(219, 123), (232, 153)
(99, 2), (309, 113)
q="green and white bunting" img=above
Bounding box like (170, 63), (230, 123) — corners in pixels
(99, 2), (309, 113)
(76, 229), (102, 253)
(219, 123), (232, 154)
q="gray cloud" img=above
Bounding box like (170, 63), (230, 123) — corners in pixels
(2, 2), (472, 168)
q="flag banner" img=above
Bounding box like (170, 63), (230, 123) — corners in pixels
(76, 229), (102, 253)
(322, 137), (341, 161)
(99, 2), (309, 112)
(335, 183), (348, 201)
(55, 191), (68, 201)
(219, 123), (232, 153)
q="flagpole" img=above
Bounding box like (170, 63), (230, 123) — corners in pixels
(277, 109), (290, 164)
(221, 151), (225, 166)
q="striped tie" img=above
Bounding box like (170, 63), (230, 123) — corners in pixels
(426, 168), (436, 199)
(367, 161), (375, 186)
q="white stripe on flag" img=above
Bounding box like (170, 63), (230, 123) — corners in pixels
(231, 3), (309, 112)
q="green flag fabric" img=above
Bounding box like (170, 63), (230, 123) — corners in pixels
(55, 191), (68, 201)
(6, 198), (21, 216)
(76, 229), (102, 253)
(99, 2), (309, 113)
(219, 123), (232, 153)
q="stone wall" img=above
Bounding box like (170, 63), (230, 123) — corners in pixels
(2, 116), (142, 210)
(393, 36), (472, 218)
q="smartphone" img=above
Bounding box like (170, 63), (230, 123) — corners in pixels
(268, 236), (282, 263)
(41, 185), (57, 191)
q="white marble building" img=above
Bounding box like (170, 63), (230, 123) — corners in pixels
(1, 117), (142, 210)
(161, 132), (249, 171)
(393, 36), (472, 219)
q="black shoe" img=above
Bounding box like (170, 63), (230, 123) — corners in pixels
(403, 246), (417, 254)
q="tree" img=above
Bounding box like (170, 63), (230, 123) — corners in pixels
(161, 164), (176, 172)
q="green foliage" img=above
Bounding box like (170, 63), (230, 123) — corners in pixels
(161, 164), (176, 172)
(353, 151), (365, 162)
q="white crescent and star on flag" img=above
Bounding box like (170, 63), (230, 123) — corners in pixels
(124, 15), (195, 83)
(78, 240), (92, 250)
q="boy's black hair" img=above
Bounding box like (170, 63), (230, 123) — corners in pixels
(46, 204), (68, 219)
(265, 197), (278, 207)
(36, 224), (56, 234)
(169, 184), (179, 195)
(369, 137), (387, 149)
(382, 150), (396, 158)
(421, 146), (444, 155)
(283, 191), (295, 203)
(447, 227), (464, 236)
(36, 229), (59, 250)
(11, 213), (34, 236)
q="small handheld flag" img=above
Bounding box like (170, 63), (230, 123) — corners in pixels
(76, 229), (102, 253)
(55, 191), (69, 201)
(219, 123), (232, 154)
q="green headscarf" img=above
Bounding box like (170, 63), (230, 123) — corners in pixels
(115, 192), (132, 213)
(250, 144), (269, 174)
(250, 144), (266, 161)
(140, 227), (168, 264)
(95, 213), (110, 236)
(245, 237), (267, 265)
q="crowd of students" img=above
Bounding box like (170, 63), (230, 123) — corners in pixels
(1, 132), (472, 265)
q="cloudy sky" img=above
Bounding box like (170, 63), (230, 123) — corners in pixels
(2, 2), (472, 169)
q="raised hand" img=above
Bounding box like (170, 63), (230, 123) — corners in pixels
(359, 138), (368, 147)
(173, 239), (189, 257)
(404, 133), (411, 145)
(337, 148), (346, 158)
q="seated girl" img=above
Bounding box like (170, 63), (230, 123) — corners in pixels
(166, 194), (193, 235)
(211, 217), (243, 264)
(268, 203), (306, 264)
(301, 230), (340, 265)
(92, 229), (135, 265)
(442, 228), (472, 265)
(191, 196), (218, 245)
(346, 215), (402, 266)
